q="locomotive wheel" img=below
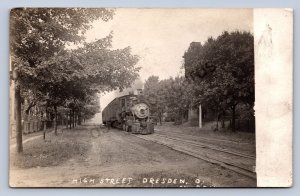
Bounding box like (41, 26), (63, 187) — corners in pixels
(112, 121), (119, 129)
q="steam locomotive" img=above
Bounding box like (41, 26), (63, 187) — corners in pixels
(102, 94), (154, 134)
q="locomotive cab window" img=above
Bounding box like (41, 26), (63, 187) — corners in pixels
(121, 98), (125, 108)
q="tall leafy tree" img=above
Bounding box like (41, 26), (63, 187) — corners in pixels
(143, 76), (163, 123)
(184, 31), (254, 131)
(143, 76), (192, 125)
(10, 8), (141, 153)
(162, 77), (191, 124)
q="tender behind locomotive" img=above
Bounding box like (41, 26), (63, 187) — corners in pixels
(102, 94), (154, 134)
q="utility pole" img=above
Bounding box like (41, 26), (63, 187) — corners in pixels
(199, 104), (202, 129)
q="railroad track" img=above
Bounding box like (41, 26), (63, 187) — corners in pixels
(155, 130), (255, 156)
(154, 133), (255, 159)
(156, 129), (253, 145)
(135, 133), (256, 179)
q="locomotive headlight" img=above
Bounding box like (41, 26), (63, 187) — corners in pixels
(131, 103), (149, 119)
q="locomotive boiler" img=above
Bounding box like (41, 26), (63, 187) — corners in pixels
(102, 94), (154, 134)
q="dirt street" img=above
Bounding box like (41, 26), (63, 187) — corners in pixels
(10, 125), (256, 187)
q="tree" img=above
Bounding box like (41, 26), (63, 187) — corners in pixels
(10, 8), (141, 153)
(184, 31), (254, 131)
(11, 8), (114, 152)
(143, 76), (192, 125)
(143, 76), (164, 124)
(162, 77), (191, 125)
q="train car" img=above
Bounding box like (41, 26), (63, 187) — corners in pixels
(102, 94), (154, 134)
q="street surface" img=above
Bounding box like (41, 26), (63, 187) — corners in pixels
(10, 124), (256, 187)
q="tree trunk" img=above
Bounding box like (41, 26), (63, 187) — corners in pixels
(65, 117), (68, 129)
(74, 112), (77, 127)
(54, 106), (57, 135)
(43, 119), (46, 140)
(214, 106), (219, 131)
(158, 110), (162, 125)
(221, 119), (225, 128)
(215, 111), (219, 131)
(72, 109), (75, 128)
(69, 109), (72, 129)
(40, 111), (43, 131)
(78, 112), (81, 125)
(43, 107), (47, 140)
(231, 105), (236, 132)
(159, 115), (162, 126)
(15, 84), (23, 153)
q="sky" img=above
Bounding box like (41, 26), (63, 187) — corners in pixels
(85, 8), (253, 123)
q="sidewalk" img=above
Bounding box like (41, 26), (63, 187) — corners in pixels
(9, 126), (65, 149)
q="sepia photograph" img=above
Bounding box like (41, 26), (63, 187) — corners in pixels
(9, 8), (258, 187)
